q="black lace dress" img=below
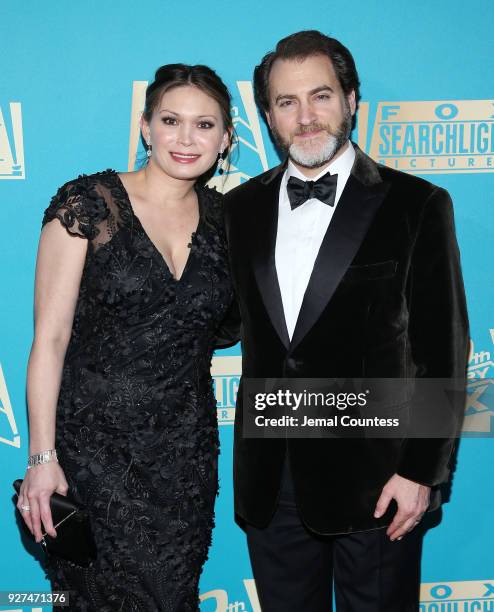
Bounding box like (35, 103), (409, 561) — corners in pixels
(41, 170), (235, 611)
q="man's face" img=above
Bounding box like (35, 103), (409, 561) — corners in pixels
(266, 54), (356, 174)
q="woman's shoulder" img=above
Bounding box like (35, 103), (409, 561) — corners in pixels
(55, 168), (120, 195)
(199, 185), (224, 213)
(199, 183), (223, 201)
(43, 169), (120, 238)
(199, 185), (224, 226)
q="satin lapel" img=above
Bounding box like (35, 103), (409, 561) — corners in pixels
(290, 148), (391, 351)
(250, 164), (290, 349)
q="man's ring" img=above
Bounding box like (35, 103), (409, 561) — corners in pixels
(20, 504), (31, 512)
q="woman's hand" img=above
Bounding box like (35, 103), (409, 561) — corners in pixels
(17, 461), (69, 543)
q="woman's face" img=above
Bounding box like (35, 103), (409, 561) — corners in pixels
(143, 84), (229, 181)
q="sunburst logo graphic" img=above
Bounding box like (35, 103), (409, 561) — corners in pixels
(0, 102), (25, 179)
(0, 363), (20, 448)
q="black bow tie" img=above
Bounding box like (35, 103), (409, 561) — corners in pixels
(286, 172), (338, 211)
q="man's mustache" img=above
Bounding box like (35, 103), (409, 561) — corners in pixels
(293, 124), (330, 136)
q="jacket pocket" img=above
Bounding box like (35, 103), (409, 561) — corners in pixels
(343, 260), (398, 282)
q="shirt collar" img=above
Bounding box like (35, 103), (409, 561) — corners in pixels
(286, 141), (355, 182)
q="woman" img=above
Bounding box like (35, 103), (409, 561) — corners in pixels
(17, 64), (237, 611)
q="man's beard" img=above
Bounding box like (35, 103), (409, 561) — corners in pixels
(272, 101), (352, 169)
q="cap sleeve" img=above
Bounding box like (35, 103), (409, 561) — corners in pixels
(42, 176), (110, 240)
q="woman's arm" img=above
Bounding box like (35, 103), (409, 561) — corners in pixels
(17, 219), (87, 542)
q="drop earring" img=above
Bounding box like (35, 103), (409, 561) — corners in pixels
(217, 151), (224, 175)
(146, 142), (152, 158)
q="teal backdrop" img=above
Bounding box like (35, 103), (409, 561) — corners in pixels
(1, 1), (493, 610)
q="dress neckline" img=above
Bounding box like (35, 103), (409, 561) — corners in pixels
(110, 170), (203, 283)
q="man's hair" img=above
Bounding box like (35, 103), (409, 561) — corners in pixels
(254, 30), (361, 126)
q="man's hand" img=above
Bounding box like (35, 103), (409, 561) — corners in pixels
(374, 473), (430, 541)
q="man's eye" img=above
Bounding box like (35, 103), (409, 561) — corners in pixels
(316, 94), (330, 101)
(279, 100), (293, 107)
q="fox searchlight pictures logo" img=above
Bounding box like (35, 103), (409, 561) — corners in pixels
(358, 100), (494, 174)
(420, 579), (494, 611)
(211, 356), (241, 426)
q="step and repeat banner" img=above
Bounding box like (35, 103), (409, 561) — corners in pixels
(1, 1), (493, 610)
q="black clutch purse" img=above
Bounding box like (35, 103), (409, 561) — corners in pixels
(13, 479), (97, 567)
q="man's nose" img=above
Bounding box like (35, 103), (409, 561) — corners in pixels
(297, 101), (318, 125)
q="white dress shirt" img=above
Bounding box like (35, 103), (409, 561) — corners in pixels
(275, 141), (356, 339)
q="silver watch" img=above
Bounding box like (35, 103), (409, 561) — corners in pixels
(27, 449), (58, 469)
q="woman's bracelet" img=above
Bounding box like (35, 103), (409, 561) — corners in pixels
(27, 449), (58, 469)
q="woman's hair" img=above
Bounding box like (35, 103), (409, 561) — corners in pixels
(143, 64), (235, 182)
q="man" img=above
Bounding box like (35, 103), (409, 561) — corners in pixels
(224, 30), (469, 611)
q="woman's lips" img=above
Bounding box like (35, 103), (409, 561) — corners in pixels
(170, 152), (201, 164)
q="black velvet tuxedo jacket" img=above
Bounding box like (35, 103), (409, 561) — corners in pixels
(223, 144), (469, 535)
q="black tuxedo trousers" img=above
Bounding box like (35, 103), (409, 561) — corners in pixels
(246, 459), (423, 611)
